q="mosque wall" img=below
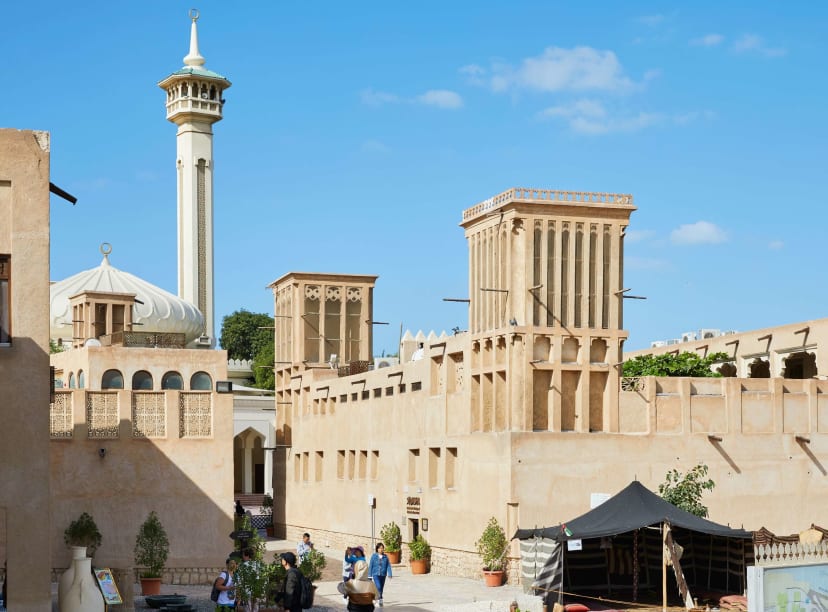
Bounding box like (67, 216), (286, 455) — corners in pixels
(0, 129), (53, 611)
(49, 388), (234, 580)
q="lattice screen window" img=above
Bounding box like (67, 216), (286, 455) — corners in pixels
(179, 392), (212, 438)
(50, 392), (73, 439)
(86, 392), (119, 439)
(133, 392), (166, 438)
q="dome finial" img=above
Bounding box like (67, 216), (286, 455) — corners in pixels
(183, 8), (206, 68)
(100, 242), (112, 265)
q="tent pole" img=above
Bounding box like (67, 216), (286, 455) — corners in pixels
(662, 522), (667, 612)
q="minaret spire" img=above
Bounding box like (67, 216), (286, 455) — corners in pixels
(183, 9), (206, 68)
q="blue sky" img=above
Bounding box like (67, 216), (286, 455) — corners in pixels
(3, 1), (826, 352)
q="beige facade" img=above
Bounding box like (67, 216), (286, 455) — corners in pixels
(0, 129), (53, 610)
(49, 340), (234, 582)
(270, 187), (828, 581)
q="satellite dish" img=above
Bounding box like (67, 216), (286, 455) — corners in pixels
(84, 338), (102, 347)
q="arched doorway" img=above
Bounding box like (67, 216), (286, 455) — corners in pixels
(234, 428), (267, 494)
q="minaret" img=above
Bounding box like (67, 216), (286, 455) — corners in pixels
(158, 9), (230, 348)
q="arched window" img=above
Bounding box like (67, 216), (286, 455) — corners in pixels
(190, 371), (212, 391)
(101, 369), (124, 389)
(161, 371), (184, 390)
(132, 370), (154, 390)
(68, 372), (76, 389)
(78, 370), (85, 389)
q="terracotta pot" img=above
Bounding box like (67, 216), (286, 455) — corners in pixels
(483, 570), (504, 587)
(386, 550), (401, 564)
(409, 559), (428, 575)
(140, 577), (162, 595)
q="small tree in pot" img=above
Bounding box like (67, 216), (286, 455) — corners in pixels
(408, 534), (431, 575)
(134, 511), (169, 595)
(476, 517), (508, 586)
(64, 512), (102, 557)
(380, 522), (402, 564)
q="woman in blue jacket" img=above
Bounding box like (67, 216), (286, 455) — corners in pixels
(367, 543), (393, 607)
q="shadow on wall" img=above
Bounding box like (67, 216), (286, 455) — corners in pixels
(49, 400), (235, 582)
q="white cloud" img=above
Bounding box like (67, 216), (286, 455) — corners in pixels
(361, 88), (399, 107)
(690, 33), (724, 47)
(491, 46), (634, 94)
(672, 110), (716, 125)
(361, 88), (463, 110)
(670, 221), (728, 245)
(643, 69), (662, 82)
(361, 140), (390, 153)
(459, 64), (484, 76)
(732, 34), (786, 57)
(538, 99), (662, 134)
(416, 90), (464, 109)
(768, 240), (784, 250)
(636, 14), (666, 27)
(625, 229), (657, 243)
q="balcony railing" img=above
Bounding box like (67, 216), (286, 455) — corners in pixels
(100, 331), (186, 349)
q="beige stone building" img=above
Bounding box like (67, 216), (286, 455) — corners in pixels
(270, 187), (828, 581)
(0, 129), (53, 610)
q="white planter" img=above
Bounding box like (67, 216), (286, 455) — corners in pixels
(60, 555), (104, 612)
(58, 547), (87, 611)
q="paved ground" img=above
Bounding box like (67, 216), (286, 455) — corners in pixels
(50, 539), (543, 611)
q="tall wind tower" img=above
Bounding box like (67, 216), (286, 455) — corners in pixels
(158, 9), (230, 348)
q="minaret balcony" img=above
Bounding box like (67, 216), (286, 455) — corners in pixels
(165, 97), (223, 121)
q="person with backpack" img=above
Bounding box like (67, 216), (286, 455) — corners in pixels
(276, 552), (306, 612)
(212, 558), (237, 610)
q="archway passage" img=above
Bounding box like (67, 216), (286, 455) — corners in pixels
(782, 351), (817, 379)
(234, 428), (267, 495)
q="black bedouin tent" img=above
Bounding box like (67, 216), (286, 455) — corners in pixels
(514, 482), (753, 607)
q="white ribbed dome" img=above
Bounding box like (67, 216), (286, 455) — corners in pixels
(50, 251), (204, 342)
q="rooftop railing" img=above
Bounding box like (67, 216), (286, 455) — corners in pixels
(100, 331), (187, 349)
(462, 187), (635, 221)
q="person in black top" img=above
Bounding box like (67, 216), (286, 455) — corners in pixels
(277, 552), (302, 612)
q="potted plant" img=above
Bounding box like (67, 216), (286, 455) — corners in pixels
(262, 494), (274, 537)
(64, 511), (102, 557)
(134, 511), (169, 595)
(59, 512), (103, 607)
(408, 534), (431, 575)
(236, 547), (273, 612)
(380, 521), (402, 564)
(476, 516), (509, 586)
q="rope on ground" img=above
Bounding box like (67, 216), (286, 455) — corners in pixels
(531, 586), (656, 608)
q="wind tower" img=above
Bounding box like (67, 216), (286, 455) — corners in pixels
(158, 9), (231, 348)
(460, 188), (636, 433)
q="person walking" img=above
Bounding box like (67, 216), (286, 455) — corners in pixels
(215, 558), (237, 611)
(368, 543), (393, 607)
(343, 559), (378, 611)
(276, 552), (303, 612)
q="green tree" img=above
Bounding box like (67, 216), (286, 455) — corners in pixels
(622, 351), (729, 378)
(659, 463), (715, 517)
(219, 310), (273, 361)
(253, 340), (275, 390)
(50, 339), (65, 354)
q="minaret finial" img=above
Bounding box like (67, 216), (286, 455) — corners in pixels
(183, 9), (205, 68)
(100, 242), (112, 266)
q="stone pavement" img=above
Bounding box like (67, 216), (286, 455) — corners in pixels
(50, 539), (543, 611)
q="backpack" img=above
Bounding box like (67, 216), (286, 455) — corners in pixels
(210, 571), (227, 602)
(290, 568), (313, 610)
(298, 572), (314, 609)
